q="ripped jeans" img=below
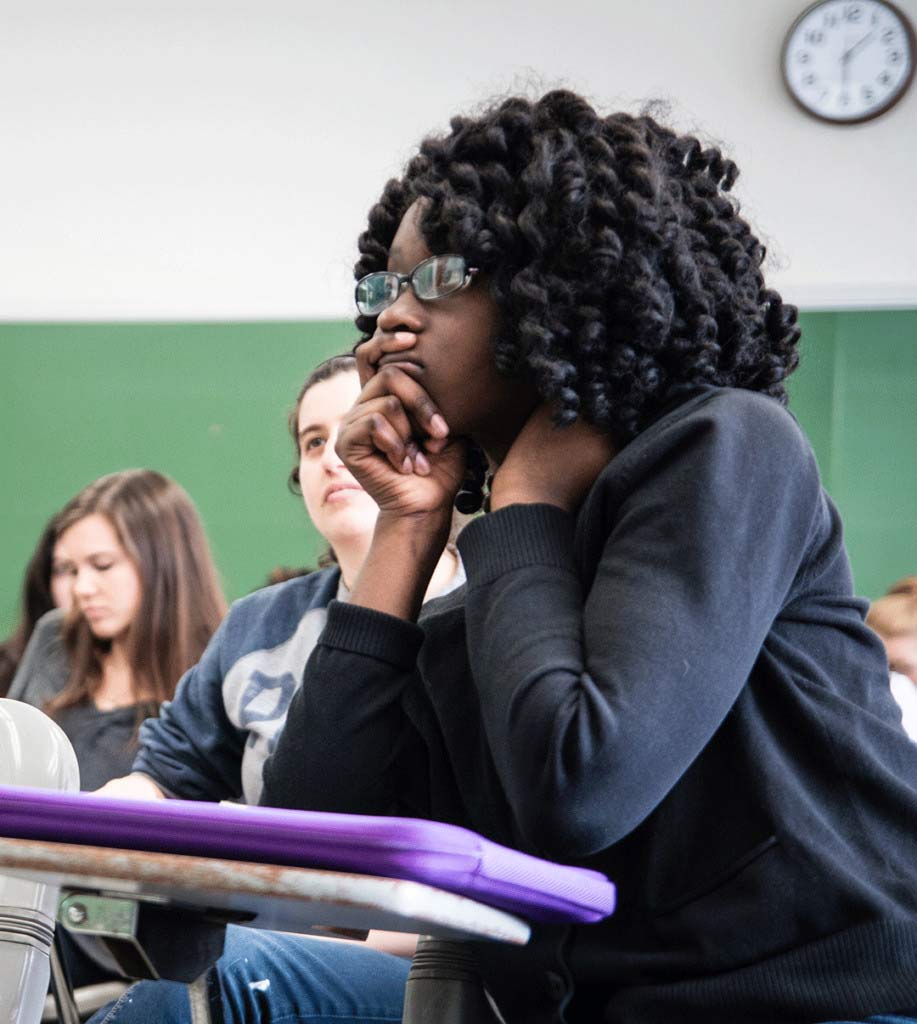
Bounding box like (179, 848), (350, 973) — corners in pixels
(88, 924), (410, 1024)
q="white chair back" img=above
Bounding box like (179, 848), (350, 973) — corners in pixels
(0, 699), (79, 1024)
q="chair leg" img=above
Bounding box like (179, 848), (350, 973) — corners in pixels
(0, 700), (80, 1024)
(187, 973), (214, 1024)
(402, 937), (505, 1024)
(48, 935), (81, 1024)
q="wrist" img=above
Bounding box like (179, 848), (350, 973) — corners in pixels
(351, 511), (451, 621)
(489, 475), (569, 514)
(130, 773), (167, 799)
(375, 508), (451, 546)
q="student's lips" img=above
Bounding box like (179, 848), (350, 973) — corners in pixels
(80, 607), (109, 621)
(324, 483), (363, 504)
(375, 355), (424, 378)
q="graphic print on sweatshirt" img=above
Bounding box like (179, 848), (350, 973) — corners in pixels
(222, 604), (329, 803)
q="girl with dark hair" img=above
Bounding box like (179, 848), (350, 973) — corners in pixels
(260, 90), (917, 1024)
(8, 469), (227, 990)
(9, 469), (227, 789)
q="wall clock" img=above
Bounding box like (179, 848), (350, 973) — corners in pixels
(782, 0), (916, 123)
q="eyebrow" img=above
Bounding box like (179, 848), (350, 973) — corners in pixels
(298, 423), (326, 441)
(53, 549), (121, 565)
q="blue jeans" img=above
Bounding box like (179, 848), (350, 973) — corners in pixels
(821, 1017), (917, 1023)
(88, 925), (410, 1024)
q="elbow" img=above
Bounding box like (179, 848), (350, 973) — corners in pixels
(512, 785), (640, 861)
(509, 746), (661, 860)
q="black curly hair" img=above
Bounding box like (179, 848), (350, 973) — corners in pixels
(355, 89), (800, 447)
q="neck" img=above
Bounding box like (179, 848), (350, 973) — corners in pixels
(105, 637), (131, 672)
(95, 640), (136, 710)
(425, 547), (458, 602)
(476, 389), (541, 472)
(333, 532), (373, 591)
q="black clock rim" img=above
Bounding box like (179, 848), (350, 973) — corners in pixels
(780, 0), (916, 125)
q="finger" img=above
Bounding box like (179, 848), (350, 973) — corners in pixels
(369, 414), (415, 475)
(359, 366), (450, 443)
(343, 406), (411, 474)
(343, 395), (416, 472)
(422, 435), (449, 455)
(354, 331), (417, 385)
(354, 336), (377, 387)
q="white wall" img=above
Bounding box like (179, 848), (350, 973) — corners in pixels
(1, 0), (915, 319)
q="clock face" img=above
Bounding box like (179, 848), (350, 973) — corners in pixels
(782, 0), (916, 123)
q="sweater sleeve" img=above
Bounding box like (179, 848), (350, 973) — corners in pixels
(6, 610), (68, 707)
(132, 614), (246, 801)
(457, 393), (822, 859)
(260, 599), (427, 814)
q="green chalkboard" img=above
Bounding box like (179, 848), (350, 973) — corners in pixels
(788, 309), (917, 601)
(2, 311), (916, 637)
(0, 321), (353, 634)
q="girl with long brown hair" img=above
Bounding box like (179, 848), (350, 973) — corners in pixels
(9, 469), (226, 789)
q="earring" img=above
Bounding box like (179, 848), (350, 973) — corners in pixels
(454, 445), (491, 514)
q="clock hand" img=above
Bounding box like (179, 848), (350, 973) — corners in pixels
(843, 31), (875, 61)
(841, 38), (850, 88)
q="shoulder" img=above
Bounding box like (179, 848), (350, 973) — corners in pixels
(19, 609), (67, 671)
(616, 386), (817, 484)
(29, 608), (67, 650)
(218, 568), (341, 656)
(654, 386), (808, 448)
(580, 387), (825, 552)
(7, 609), (69, 704)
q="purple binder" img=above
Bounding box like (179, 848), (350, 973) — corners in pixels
(0, 785), (614, 924)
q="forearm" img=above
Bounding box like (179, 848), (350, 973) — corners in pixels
(350, 511), (451, 622)
(133, 726), (239, 802)
(261, 601), (427, 814)
(457, 498), (791, 859)
(134, 672), (244, 803)
(94, 772), (167, 800)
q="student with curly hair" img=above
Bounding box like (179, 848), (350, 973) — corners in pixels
(262, 90), (917, 1024)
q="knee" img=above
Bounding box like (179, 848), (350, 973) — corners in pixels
(85, 979), (190, 1024)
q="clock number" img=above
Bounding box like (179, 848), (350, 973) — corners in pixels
(803, 72), (817, 85)
(844, 4), (862, 22)
(881, 28), (896, 43)
(862, 85), (875, 101)
(824, 12), (839, 27)
(888, 49), (903, 63)
(797, 50), (811, 63)
(804, 29), (825, 44)
(839, 91), (851, 105)
(878, 69), (892, 84)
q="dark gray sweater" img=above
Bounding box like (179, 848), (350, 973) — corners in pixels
(262, 387), (917, 1024)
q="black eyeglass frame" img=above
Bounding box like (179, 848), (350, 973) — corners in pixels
(354, 254), (479, 317)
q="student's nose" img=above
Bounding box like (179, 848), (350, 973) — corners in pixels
(72, 567), (97, 599)
(375, 286), (424, 336)
(322, 426), (346, 471)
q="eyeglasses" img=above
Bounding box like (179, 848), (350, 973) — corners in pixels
(354, 254), (478, 317)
